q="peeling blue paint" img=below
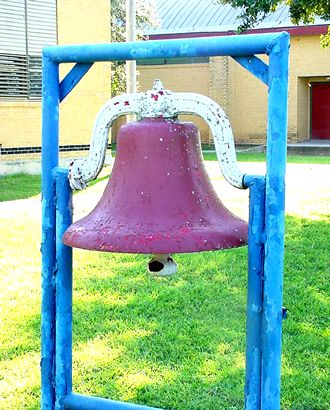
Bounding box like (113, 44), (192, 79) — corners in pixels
(43, 33), (286, 63)
(41, 56), (59, 410)
(55, 168), (73, 410)
(244, 176), (265, 410)
(262, 33), (290, 410)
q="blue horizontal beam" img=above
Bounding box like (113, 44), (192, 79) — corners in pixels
(63, 394), (161, 410)
(233, 55), (269, 85)
(59, 63), (93, 102)
(43, 32), (287, 63)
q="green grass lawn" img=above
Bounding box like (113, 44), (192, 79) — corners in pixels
(0, 172), (110, 202)
(0, 166), (329, 409)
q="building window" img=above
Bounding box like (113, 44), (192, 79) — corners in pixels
(0, 0), (57, 100)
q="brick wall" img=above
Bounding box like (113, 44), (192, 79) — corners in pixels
(139, 34), (330, 144)
(0, 0), (110, 158)
(57, 0), (111, 147)
(2, 31), (329, 155)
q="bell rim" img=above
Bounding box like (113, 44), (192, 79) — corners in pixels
(63, 225), (248, 254)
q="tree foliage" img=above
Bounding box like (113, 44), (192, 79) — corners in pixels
(219, 0), (330, 47)
(111, 0), (159, 95)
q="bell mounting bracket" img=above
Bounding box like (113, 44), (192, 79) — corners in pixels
(69, 79), (244, 190)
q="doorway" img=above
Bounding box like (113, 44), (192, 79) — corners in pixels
(311, 82), (330, 139)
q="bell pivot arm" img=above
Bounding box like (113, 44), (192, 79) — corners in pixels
(68, 79), (244, 190)
(173, 93), (244, 188)
(68, 93), (141, 190)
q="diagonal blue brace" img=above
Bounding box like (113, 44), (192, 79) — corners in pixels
(232, 55), (269, 85)
(59, 63), (93, 102)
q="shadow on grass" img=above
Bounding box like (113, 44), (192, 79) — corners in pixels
(1, 216), (329, 409)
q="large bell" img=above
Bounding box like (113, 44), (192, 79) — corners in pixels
(63, 118), (248, 254)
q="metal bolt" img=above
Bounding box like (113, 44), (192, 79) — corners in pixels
(282, 307), (288, 319)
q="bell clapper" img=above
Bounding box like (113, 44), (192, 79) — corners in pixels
(148, 254), (178, 277)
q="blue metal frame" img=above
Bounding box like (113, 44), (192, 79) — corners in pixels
(41, 32), (289, 410)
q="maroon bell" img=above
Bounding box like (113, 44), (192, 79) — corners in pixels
(63, 118), (248, 254)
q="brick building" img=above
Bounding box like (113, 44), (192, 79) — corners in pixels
(0, 0), (110, 164)
(1, 0), (329, 167)
(138, 1), (330, 144)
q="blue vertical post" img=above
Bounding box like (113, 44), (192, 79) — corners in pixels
(261, 32), (290, 409)
(55, 168), (73, 409)
(244, 175), (266, 410)
(41, 55), (60, 409)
